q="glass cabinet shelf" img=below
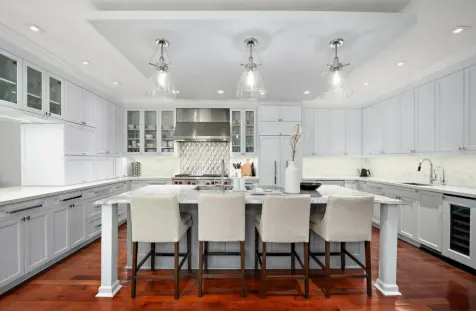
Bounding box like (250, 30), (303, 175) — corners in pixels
(231, 109), (256, 155)
(25, 65), (43, 111)
(0, 51), (19, 105)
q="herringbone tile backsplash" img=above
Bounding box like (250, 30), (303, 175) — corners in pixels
(179, 141), (230, 175)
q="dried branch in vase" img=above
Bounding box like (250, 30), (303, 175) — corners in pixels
(289, 124), (302, 161)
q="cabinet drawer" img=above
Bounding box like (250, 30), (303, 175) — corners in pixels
(87, 217), (102, 239)
(3, 199), (46, 217)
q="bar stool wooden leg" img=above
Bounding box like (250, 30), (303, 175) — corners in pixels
(174, 242), (179, 300)
(261, 242), (267, 299)
(365, 241), (372, 297)
(131, 242), (138, 298)
(204, 242), (209, 273)
(325, 241), (331, 298)
(254, 228), (259, 274)
(240, 241), (246, 298)
(150, 243), (156, 271)
(198, 241), (203, 297)
(340, 242), (346, 271)
(187, 228), (192, 274)
(304, 242), (309, 298)
(291, 243), (295, 274)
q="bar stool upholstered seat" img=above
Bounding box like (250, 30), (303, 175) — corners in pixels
(309, 195), (374, 298)
(130, 194), (192, 300)
(198, 192), (246, 297)
(254, 195), (311, 298)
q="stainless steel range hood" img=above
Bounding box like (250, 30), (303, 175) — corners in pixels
(173, 108), (230, 141)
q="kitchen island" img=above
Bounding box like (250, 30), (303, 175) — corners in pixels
(94, 185), (402, 298)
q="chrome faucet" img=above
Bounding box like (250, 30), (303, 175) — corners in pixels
(417, 158), (436, 184)
(435, 166), (446, 185)
(221, 159), (225, 192)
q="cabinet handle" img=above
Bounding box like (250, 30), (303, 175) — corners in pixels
(7, 204), (43, 214)
(94, 224), (102, 228)
(62, 195), (83, 202)
(463, 147), (467, 151)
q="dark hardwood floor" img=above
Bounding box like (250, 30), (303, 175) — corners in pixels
(1, 226), (475, 311)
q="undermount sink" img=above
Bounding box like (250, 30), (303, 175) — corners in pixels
(400, 182), (433, 186)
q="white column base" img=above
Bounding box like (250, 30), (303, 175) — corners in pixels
(375, 279), (401, 296)
(96, 281), (122, 298)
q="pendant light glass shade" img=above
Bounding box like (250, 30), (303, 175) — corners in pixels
(322, 38), (352, 100)
(236, 38), (266, 100)
(147, 39), (175, 98)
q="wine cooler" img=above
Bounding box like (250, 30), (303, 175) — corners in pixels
(442, 195), (476, 269)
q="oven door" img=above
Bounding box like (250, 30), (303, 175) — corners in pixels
(442, 195), (476, 269)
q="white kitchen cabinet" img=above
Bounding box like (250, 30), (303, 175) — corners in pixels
(231, 109), (256, 155)
(159, 109), (176, 155)
(259, 105), (281, 121)
(435, 70), (464, 152)
(363, 104), (383, 155)
(95, 97), (112, 154)
(415, 82), (435, 153)
(260, 105), (301, 122)
(81, 89), (96, 128)
(0, 215), (24, 287)
(113, 104), (123, 155)
(399, 196), (418, 241)
(22, 61), (45, 114)
(64, 123), (95, 156)
(400, 90), (416, 153)
(345, 109), (362, 155)
(302, 108), (314, 156)
(69, 203), (85, 248)
(259, 121), (298, 136)
(65, 81), (83, 125)
(96, 157), (115, 181)
(313, 109), (330, 156)
(281, 106), (302, 122)
(464, 65), (476, 151)
(258, 136), (281, 186)
(329, 110), (346, 155)
(362, 107), (372, 155)
(50, 204), (69, 257)
(383, 97), (400, 154)
(105, 101), (114, 154)
(65, 157), (95, 185)
(0, 49), (22, 109)
(47, 73), (65, 120)
(24, 209), (49, 273)
(418, 191), (443, 252)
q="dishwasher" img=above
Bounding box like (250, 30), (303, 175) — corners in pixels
(442, 195), (476, 269)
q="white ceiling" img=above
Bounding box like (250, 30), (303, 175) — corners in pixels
(0, 0), (475, 106)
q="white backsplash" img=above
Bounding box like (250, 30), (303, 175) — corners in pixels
(363, 154), (476, 188)
(302, 156), (362, 178)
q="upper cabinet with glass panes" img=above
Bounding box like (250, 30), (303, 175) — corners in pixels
(23, 62), (44, 113)
(231, 109), (256, 156)
(0, 49), (21, 108)
(160, 109), (175, 154)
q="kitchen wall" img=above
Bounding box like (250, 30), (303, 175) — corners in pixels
(302, 156), (362, 178)
(0, 121), (22, 186)
(363, 153), (476, 188)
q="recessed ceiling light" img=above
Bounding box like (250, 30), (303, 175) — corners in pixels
(172, 90), (180, 94)
(81, 60), (90, 65)
(303, 90), (311, 95)
(363, 82), (369, 86)
(397, 62), (405, 67)
(452, 26), (470, 34)
(113, 81), (120, 85)
(29, 24), (42, 32)
(217, 90), (224, 94)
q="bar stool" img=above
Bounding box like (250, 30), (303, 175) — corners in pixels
(197, 192), (246, 297)
(130, 194), (192, 300)
(254, 195), (311, 298)
(309, 195), (374, 298)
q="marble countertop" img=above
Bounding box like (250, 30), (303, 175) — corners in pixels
(94, 184), (402, 206)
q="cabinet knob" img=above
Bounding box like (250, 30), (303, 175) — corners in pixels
(21, 217), (26, 222)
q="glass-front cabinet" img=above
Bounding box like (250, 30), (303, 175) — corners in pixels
(23, 62), (44, 113)
(0, 49), (21, 108)
(125, 109), (175, 154)
(48, 74), (64, 118)
(231, 109), (256, 156)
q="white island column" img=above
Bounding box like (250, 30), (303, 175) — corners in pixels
(374, 203), (402, 296)
(96, 203), (122, 298)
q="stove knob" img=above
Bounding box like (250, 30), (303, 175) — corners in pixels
(206, 182), (210, 185)
(211, 181), (215, 185)
(224, 181), (228, 185)
(173, 181), (178, 185)
(192, 182), (196, 185)
(179, 181), (183, 184)
(186, 181), (191, 185)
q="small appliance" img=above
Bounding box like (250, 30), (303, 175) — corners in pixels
(358, 169), (371, 177)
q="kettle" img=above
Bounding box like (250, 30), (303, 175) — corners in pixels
(358, 168), (371, 177)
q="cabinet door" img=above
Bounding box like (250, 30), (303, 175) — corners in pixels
(231, 109), (243, 154)
(64, 123), (85, 155)
(399, 197), (417, 241)
(0, 216), (24, 287)
(47, 74), (65, 119)
(126, 110), (141, 153)
(113, 105), (123, 155)
(96, 158), (115, 180)
(259, 105), (281, 121)
(436, 71), (464, 152)
(23, 62), (44, 114)
(329, 110), (346, 155)
(65, 157), (84, 185)
(372, 103), (384, 154)
(415, 82), (435, 152)
(313, 109), (330, 155)
(160, 109), (175, 154)
(65, 82), (82, 124)
(95, 97), (106, 154)
(50, 204), (69, 257)
(281, 106), (301, 122)
(400, 90), (416, 153)
(0, 49), (21, 108)
(302, 108), (314, 156)
(345, 110), (362, 155)
(258, 136), (281, 186)
(464, 65), (476, 151)
(418, 192), (443, 251)
(69, 203), (85, 248)
(244, 109), (256, 154)
(383, 97), (400, 154)
(24, 210), (49, 272)
(81, 89), (96, 127)
(362, 107), (372, 155)
(105, 101), (114, 154)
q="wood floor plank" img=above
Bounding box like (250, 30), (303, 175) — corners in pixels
(1, 226), (475, 311)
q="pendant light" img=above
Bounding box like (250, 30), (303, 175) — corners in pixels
(148, 38), (175, 98)
(322, 38), (352, 100)
(236, 38), (267, 100)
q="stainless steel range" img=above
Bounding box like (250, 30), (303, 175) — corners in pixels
(171, 174), (230, 186)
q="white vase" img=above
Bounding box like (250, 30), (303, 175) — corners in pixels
(284, 161), (301, 194)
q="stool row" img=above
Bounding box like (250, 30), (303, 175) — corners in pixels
(130, 193), (374, 299)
